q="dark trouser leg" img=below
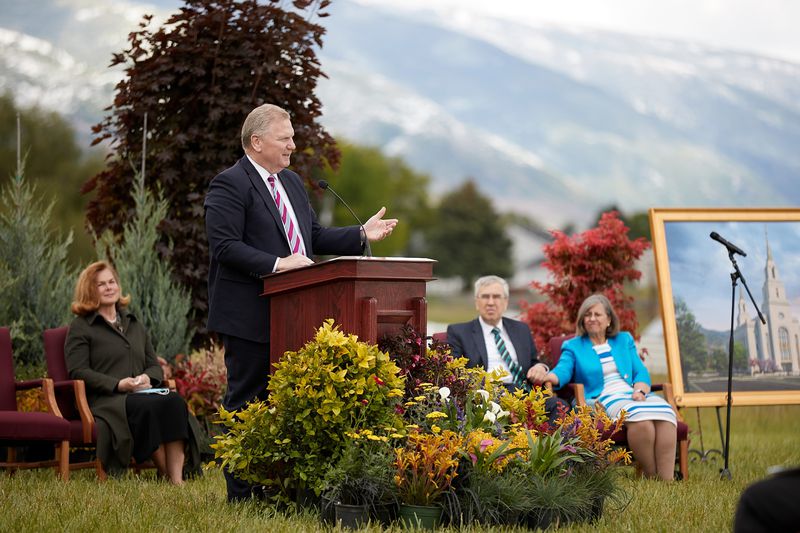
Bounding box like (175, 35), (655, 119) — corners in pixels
(220, 334), (270, 502)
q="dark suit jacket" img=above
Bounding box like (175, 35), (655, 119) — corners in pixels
(446, 317), (541, 376)
(205, 155), (362, 343)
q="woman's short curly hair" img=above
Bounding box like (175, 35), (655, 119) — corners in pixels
(71, 260), (130, 316)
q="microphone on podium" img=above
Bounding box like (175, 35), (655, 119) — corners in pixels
(709, 231), (746, 257)
(317, 180), (372, 257)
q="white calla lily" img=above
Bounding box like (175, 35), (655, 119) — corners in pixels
(489, 401), (501, 414)
(483, 411), (497, 423)
(438, 386), (451, 402)
(475, 389), (490, 402)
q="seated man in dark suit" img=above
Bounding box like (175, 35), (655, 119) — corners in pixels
(446, 275), (567, 423)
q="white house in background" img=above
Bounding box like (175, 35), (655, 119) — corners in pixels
(735, 234), (800, 375)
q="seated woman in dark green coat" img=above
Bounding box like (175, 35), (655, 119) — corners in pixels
(65, 260), (205, 484)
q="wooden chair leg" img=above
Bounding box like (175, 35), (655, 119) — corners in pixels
(679, 439), (689, 480)
(57, 441), (69, 481)
(6, 447), (16, 476)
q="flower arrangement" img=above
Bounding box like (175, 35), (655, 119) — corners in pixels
(559, 405), (632, 468)
(499, 386), (554, 431)
(462, 429), (527, 473)
(394, 430), (462, 506)
(213, 321), (631, 524)
(402, 378), (512, 437)
(379, 326), (472, 404)
(172, 342), (227, 435)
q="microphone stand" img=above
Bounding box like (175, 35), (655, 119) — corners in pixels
(720, 249), (765, 480)
(318, 181), (372, 257)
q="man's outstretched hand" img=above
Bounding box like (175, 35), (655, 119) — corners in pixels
(363, 207), (398, 241)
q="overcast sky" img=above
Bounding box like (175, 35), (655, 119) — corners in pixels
(356, 0), (800, 64)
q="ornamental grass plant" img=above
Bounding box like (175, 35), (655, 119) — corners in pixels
(321, 436), (398, 510)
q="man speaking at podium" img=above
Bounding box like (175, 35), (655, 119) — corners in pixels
(205, 103), (397, 501)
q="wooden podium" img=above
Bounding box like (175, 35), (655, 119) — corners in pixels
(261, 257), (435, 370)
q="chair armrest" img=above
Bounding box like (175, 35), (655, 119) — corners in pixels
(544, 382), (587, 406)
(72, 380), (95, 443)
(53, 379), (96, 443)
(41, 378), (64, 418)
(15, 378), (44, 391)
(569, 383), (586, 406)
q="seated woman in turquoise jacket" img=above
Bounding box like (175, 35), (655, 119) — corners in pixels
(543, 294), (677, 481)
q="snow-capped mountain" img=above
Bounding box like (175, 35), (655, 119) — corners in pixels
(1, 0), (797, 228)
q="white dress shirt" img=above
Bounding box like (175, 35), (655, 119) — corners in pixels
(478, 317), (519, 384)
(246, 155), (307, 272)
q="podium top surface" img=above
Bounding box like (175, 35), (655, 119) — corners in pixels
(261, 256), (436, 296)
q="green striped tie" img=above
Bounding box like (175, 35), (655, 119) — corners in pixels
(491, 327), (530, 392)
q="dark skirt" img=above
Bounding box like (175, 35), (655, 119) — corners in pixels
(125, 391), (189, 464)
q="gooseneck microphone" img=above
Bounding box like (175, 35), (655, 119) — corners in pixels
(710, 231), (746, 257)
(317, 180), (372, 257)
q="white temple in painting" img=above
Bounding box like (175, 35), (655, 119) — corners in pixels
(735, 232), (800, 375)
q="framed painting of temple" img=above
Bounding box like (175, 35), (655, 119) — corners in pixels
(650, 208), (800, 407)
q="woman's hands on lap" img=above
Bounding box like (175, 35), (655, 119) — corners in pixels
(118, 373), (152, 393)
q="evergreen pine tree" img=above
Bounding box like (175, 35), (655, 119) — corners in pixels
(95, 170), (193, 362)
(0, 167), (76, 366)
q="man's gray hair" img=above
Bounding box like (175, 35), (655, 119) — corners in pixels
(241, 103), (290, 150)
(473, 275), (509, 299)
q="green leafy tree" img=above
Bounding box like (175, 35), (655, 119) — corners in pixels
(426, 180), (513, 289)
(0, 93), (103, 262)
(316, 141), (433, 257)
(673, 297), (709, 382)
(0, 167), (76, 366)
(95, 171), (193, 362)
(84, 0), (336, 343)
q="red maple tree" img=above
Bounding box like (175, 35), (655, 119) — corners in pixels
(520, 211), (650, 359)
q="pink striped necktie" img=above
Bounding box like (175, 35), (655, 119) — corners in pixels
(267, 175), (306, 256)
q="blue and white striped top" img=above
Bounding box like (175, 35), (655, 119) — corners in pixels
(593, 343), (676, 426)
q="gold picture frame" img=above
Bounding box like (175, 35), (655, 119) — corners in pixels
(650, 208), (800, 407)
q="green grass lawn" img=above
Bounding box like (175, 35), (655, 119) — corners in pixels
(2, 404), (798, 532)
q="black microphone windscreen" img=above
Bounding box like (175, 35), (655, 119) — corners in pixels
(317, 180), (329, 189)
